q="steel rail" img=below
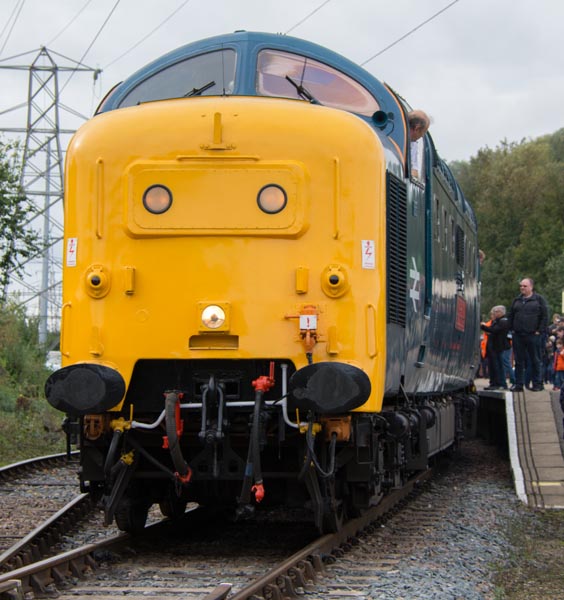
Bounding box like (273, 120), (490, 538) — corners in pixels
(0, 451), (78, 481)
(0, 533), (127, 597)
(0, 505), (203, 597)
(0, 493), (93, 571)
(208, 469), (432, 600)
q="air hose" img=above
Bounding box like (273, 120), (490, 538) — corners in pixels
(239, 388), (265, 504)
(299, 418), (337, 479)
(164, 391), (192, 483)
(104, 429), (123, 478)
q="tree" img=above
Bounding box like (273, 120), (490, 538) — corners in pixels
(451, 129), (564, 315)
(455, 134), (562, 310)
(0, 138), (41, 301)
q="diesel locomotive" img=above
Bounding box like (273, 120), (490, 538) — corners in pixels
(46, 31), (480, 533)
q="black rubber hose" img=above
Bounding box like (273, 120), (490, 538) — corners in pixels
(125, 434), (178, 481)
(306, 421), (337, 478)
(238, 389), (264, 504)
(251, 389), (263, 485)
(165, 391), (190, 479)
(104, 429), (123, 478)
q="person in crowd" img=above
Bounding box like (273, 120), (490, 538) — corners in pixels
(560, 387), (564, 439)
(548, 313), (562, 335)
(545, 335), (555, 386)
(481, 305), (511, 390)
(553, 338), (564, 391)
(503, 330), (515, 385)
(408, 110), (430, 180)
(479, 313), (491, 381)
(507, 277), (549, 392)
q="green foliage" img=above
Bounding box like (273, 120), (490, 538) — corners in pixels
(0, 302), (51, 411)
(0, 301), (65, 465)
(0, 138), (41, 300)
(451, 129), (564, 314)
(0, 403), (65, 466)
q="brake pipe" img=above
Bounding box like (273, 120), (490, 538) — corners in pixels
(129, 364), (307, 432)
(164, 391), (192, 484)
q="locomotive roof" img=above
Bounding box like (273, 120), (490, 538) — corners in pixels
(97, 30), (408, 157)
(96, 31), (475, 230)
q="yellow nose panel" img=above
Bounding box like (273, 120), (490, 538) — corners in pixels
(127, 161), (308, 237)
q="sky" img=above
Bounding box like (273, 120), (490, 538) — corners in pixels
(0, 0), (563, 163)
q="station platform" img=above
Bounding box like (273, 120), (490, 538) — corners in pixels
(477, 379), (564, 509)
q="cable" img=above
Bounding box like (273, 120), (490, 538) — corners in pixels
(46, 0), (95, 46)
(285, 0), (332, 35)
(361, 0), (461, 66)
(60, 0), (122, 95)
(0, 1), (22, 52)
(0, 0), (26, 57)
(104, 0), (192, 69)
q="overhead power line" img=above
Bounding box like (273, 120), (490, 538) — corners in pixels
(0, 0), (26, 57)
(285, 0), (332, 35)
(361, 0), (461, 66)
(46, 0), (95, 46)
(60, 0), (122, 94)
(105, 0), (193, 69)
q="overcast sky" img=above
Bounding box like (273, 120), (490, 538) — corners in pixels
(0, 0), (562, 163)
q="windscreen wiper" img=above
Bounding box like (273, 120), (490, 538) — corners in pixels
(285, 76), (321, 105)
(185, 81), (216, 97)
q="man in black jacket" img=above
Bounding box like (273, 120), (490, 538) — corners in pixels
(481, 305), (511, 390)
(507, 278), (549, 392)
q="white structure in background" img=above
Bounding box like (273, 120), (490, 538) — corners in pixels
(0, 47), (99, 344)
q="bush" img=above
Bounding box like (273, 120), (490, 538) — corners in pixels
(0, 301), (65, 465)
(0, 401), (66, 466)
(0, 301), (51, 410)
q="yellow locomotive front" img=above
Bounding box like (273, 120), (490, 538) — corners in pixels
(47, 93), (387, 530)
(59, 96), (386, 406)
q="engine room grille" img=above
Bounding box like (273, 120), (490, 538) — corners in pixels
(386, 172), (407, 327)
(455, 224), (466, 268)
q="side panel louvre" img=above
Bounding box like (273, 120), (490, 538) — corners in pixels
(386, 172), (408, 327)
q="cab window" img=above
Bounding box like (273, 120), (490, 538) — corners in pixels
(118, 49), (237, 108)
(256, 49), (379, 116)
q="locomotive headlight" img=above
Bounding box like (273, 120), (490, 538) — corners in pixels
(257, 184), (287, 214)
(143, 184), (173, 214)
(201, 305), (226, 329)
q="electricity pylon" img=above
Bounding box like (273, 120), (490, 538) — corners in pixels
(0, 47), (99, 344)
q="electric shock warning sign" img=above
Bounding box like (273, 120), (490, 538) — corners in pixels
(361, 240), (375, 269)
(66, 237), (77, 267)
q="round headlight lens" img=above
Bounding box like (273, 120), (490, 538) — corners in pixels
(201, 305), (226, 329)
(257, 184), (287, 214)
(143, 185), (173, 214)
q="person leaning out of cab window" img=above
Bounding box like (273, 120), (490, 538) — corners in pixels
(408, 109), (430, 180)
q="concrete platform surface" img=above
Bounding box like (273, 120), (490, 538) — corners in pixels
(478, 379), (564, 509)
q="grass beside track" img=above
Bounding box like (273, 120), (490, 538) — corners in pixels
(0, 401), (66, 466)
(494, 508), (564, 599)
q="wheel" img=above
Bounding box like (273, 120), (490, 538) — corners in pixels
(159, 496), (188, 519)
(115, 498), (150, 534)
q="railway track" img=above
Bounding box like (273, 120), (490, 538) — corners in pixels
(0, 453), (95, 573)
(0, 440), (513, 599)
(0, 469), (430, 599)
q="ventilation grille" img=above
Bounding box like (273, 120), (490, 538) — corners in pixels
(455, 225), (465, 267)
(386, 172), (407, 327)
